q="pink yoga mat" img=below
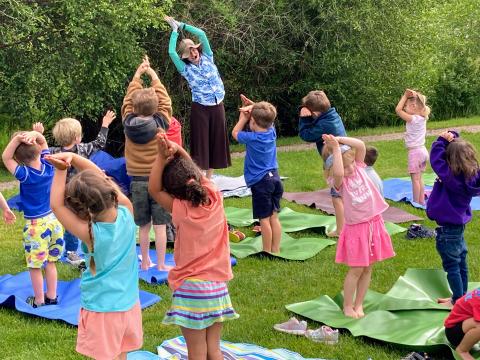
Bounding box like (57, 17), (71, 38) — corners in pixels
(283, 189), (422, 224)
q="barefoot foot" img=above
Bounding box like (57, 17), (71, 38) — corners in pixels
(456, 350), (475, 360)
(354, 305), (365, 318)
(343, 306), (359, 318)
(437, 297), (452, 304)
(141, 258), (152, 270)
(157, 264), (174, 271)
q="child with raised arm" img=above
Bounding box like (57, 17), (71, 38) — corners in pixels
(427, 131), (480, 308)
(48, 152), (142, 360)
(395, 89), (431, 205)
(122, 56), (173, 271)
(232, 101), (283, 253)
(165, 16), (231, 178)
(322, 134), (395, 318)
(444, 288), (480, 360)
(148, 134), (238, 359)
(2, 130), (64, 308)
(33, 110), (116, 267)
(299, 90), (347, 237)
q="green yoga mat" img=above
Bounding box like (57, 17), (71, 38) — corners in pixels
(229, 232), (336, 260)
(225, 207), (407, 236)
(286, 269), (480, 359)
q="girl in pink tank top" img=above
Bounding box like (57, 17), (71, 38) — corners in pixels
(395, 89), (431, 206)
(322, 135), (395, 318)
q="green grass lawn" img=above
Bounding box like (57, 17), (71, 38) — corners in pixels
(0, 125), (479, 359)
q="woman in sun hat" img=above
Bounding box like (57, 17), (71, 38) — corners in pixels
(165, 16), (231, 178)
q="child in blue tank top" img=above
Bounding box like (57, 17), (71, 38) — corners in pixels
(48, 152), (142, 360)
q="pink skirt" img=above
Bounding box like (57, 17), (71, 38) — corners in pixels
(76, 302), (143, 360)
(335, 215), (395, 267)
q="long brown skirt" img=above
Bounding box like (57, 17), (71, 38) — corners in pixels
(189, 102), (231, 170)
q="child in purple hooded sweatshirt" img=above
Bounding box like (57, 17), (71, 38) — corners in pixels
(427, 131), (480, 308)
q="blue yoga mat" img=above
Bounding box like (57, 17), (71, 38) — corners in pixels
(60, 245), (237, 285)
(0, 271), (161, 326)
(383, 178), (480, 210)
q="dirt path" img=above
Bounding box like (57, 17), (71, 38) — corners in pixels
(231, 124), (480, 158)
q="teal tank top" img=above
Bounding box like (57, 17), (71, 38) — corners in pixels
(80, 206), (139, 312)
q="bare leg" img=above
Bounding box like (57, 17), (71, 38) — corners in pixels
(260, 217), (273, 253)
(153, 224), (173, 271)
(411, 173), (423, 204)
(139, 222), (152, 270)
(181, 326), (208, 360)
(329, 197), (344, 237)
(418, 173), (425, 205)
(343, 267), (364, 318)
(44, 261), (58, 300)
(29, 268), (45, 305)
(353, 265), (373, 317)
(206, 322), (223, 360)
(456, 318), (480, 360)
(270, 212), (282, 254)
(206, 169), (214, 179)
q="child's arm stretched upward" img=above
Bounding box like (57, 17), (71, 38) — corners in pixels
(48, 153), (133, 245)
(149, 133), (192, 213)
(323, 134), (344, 189)
(395, 89), (415, 122)
(336, 136), (366, 163)
(232, 105), (252, 141)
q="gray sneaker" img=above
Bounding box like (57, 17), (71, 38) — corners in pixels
(66, 251), (85, 267)
(305, 325), (339, 344)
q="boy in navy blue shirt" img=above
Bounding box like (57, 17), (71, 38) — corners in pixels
(298, 90), (347, 237)
(232, 101), (283, 253)
(2, 130), (64, 308)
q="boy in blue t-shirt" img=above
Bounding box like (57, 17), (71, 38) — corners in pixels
(232, 100), (283, 253)
(2, 130), (64, 308)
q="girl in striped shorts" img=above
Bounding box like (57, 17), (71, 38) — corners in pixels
(149, 133), (238, 359)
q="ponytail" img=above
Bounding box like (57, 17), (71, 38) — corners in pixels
(185, 179), (208, 207)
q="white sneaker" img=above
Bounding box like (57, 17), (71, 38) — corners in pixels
(305, 325), (339, 344)
(273, 317), (308, 335)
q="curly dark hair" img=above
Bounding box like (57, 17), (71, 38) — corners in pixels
(162, 156), (208, 207)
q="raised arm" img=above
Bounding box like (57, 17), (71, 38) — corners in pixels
(145, 67), (172, 122)
(232, 105), (252, 141)
(323, 134), (344, 189)
(395, 89), (414, 122)
(76, 111), (115, 157)
(49, 162), (91, 245)
(121, 58), (149, 120)
(182, 23), (213, 56)
(430, 131), (456, 182)
(336, 136), (366, 163)
(2, 134), (23, 174)
(148, 134), (176, 213)
(167, 30), (186, 73)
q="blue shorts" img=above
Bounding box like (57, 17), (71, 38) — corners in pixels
(251, 170), (283, 219)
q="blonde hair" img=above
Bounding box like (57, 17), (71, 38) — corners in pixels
(321, 146), (355, 178)
(53, 118), (82, 147)
(407, 91), (431, 120)
(302, 90), (331, 113)
(132, 88), (158, 116)
(251, 101), (277, 129)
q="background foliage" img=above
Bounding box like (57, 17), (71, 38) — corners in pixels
(1, 0), (479, 148)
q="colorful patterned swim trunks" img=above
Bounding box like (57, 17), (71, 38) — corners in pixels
(23, 213), (64, 268)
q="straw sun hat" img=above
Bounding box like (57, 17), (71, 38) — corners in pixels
(178, 39), (201, 59)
